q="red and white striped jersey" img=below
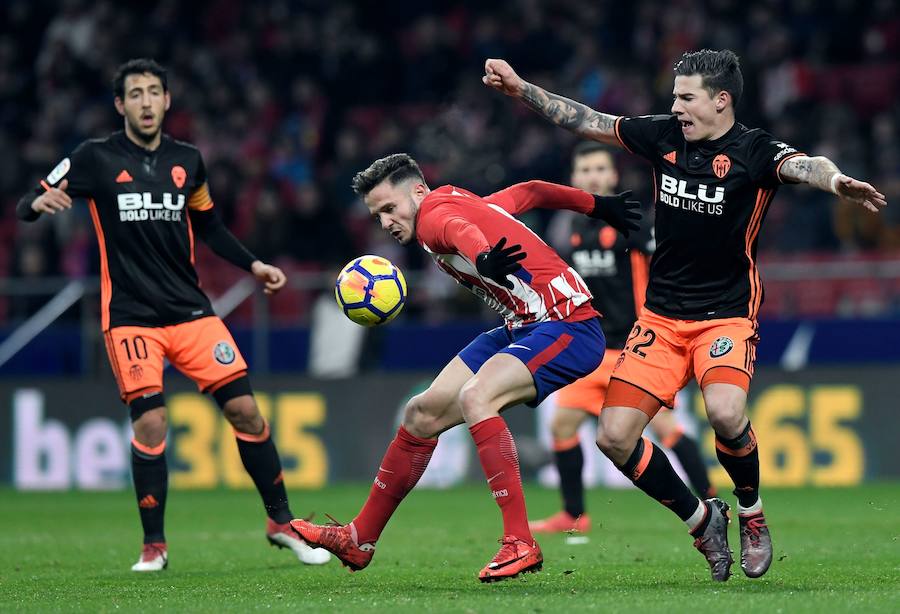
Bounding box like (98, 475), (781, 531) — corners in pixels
(415, 181), (600, 328)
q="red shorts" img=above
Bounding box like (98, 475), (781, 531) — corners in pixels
(104, 316), (248, 403)
(606, 310), (756, 413)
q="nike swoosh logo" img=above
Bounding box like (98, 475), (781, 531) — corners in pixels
(508, 344), (531, 351)
(379, 467), (395, 474)
(488, 553), (530, 570)
(487, 471), (504, 483)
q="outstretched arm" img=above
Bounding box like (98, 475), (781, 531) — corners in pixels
(780, 155), (887, 213)
(189, 207), (286, 295)
(487, 180), (596, 215)
(483, 58), (622, 145)
(487, 180), (641, 237)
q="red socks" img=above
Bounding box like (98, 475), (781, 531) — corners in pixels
(353, 418), (533, 546)
(352, 426), (436, 544)
(470, 416), (533, 544)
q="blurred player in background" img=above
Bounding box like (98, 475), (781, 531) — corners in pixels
(530, 142), (714, 535)
(485, 49), (886, 581)
(291, 153), (640, 582)
(16, 59), (329, 571)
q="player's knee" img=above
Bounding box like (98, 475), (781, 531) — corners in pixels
(596, 414), (640, 465)
(131, 406), (167, 447)
(595, 429), (633, 464)
(550, 413), (580, 441)
(704, 394), (746, 437)
(458, 380), (490, 423)
(212, 375), (262, 433)
(221, 395), (263, 434)
(402, 394), (441, 439)
(649, 414), (676, 440)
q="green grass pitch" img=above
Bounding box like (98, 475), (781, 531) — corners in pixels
(1, 483), (897, 612)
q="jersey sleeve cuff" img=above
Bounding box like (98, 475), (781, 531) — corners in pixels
(775, 152), (806, 184)
(614, 117), (633, 154)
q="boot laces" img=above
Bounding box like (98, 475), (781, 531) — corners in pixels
(743, 515), (767, 544)
(492, 536), (523, 563)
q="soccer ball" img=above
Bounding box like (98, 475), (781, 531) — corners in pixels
(335, 255), (407, 326)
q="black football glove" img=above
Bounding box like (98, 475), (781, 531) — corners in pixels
(589, 191), (642, 237)
(476, 237), (527, 290)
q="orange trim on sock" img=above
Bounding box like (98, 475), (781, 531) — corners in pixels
(234, 419), (270, 443)
(661, 426), (685, 449)
(132, 438), (166, 456)
(552, 435), (581, 452)
(715, 428), (758, 457)
(701, 366), (750, 392)
(631, 437), (654, 480)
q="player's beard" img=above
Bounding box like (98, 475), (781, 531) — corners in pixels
(127, 116), (161, 145)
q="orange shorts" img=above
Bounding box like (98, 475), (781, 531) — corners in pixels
(555, 348), (621, 415)
(608, 309), (757, 410)
(104, 316), (248, 403)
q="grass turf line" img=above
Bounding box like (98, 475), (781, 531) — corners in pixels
(0, 484), (897, 612)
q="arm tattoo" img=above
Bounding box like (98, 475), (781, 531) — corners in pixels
(520, 82), (618, 142)
(782, 156), (841, 192)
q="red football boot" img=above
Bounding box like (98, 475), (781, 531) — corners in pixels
(289, 517), (374, 571)
(478, 536), (543, 582)
(529, 511), (591, 534)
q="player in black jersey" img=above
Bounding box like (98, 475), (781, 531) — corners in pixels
(485, 49), (886, 581)
(529, 143), (714, 536)
(16, 59), (330, 571)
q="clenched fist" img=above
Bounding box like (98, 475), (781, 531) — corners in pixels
(482, 58), (525, 97)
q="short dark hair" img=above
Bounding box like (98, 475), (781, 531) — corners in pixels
(572, 141), (616, 165)
(674, 49), (743, 108)
(112, 58), (168, 99)
(351, 153), (426, 195)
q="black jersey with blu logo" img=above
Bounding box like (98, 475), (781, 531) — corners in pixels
(32, 131), (216, 330)
(558, 216), (654, 349)
(614, 115), (804, 321)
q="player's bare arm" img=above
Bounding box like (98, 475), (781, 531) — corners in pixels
(28, 178), (72, 215)
(780, 155), (887, 213)
(482, 58), (621, 145)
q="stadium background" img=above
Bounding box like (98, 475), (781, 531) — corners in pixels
(1, 0), (899, 492)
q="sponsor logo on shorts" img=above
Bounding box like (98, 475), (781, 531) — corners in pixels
(709, 336), (734, 358)
(491, 489), (509, 499)
(213, 341), (236, 365)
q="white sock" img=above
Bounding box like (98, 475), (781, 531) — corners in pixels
(685, 499), (707, 532)
(738, 496), (763, 516)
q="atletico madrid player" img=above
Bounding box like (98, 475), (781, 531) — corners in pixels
(290, 153), (641, 582)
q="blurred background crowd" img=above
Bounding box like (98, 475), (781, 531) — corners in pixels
(2, 0), (899, 326)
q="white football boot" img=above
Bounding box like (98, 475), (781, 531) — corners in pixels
(131, 543), (168, 572)
(266, 518), (331, 565)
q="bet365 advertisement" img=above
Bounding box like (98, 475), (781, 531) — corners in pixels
(0, 366), (896, 490)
